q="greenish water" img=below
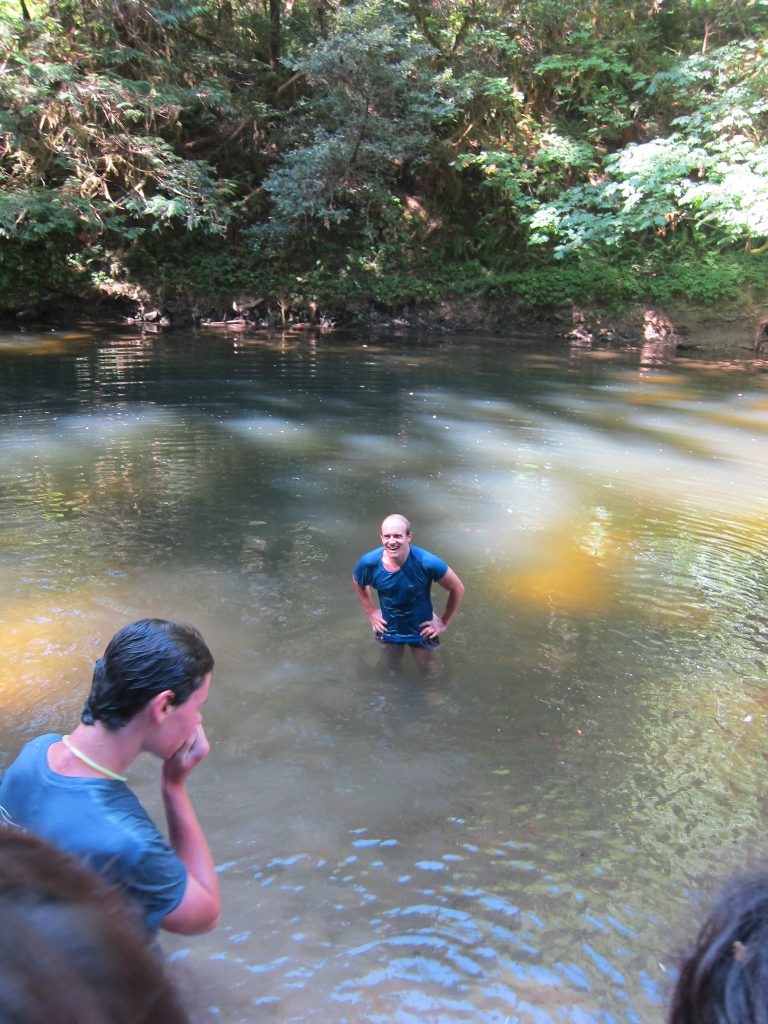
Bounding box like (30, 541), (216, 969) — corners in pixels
(1, 324), (768, 1023)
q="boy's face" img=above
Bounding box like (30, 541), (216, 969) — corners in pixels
(157, 673), (211, 758)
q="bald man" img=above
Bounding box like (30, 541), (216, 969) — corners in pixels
(352, 513), (464, 674)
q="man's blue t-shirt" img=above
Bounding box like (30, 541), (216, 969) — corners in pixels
(353, 545), (448, 644)
(0, 734), (187, 932)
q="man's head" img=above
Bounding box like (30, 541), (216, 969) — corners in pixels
(81, 619), (214, 730)
(381, 513), (411, 535)
(380, 514), (412, 562)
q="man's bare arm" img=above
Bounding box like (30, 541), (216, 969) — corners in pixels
(352, 576), (387, 633)
(420, 568), (465, 638)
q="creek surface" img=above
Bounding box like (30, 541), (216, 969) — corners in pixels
(1, 323), (767, 1023)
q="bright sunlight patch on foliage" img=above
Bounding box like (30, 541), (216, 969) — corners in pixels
(529, 37), (768, 258)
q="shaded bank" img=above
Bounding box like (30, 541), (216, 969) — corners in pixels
(7, 293), (768, 365)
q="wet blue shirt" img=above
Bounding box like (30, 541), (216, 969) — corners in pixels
(0, 733), (187, 932)
(354, 545), (448, 644)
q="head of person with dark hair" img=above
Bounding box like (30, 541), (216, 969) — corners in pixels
(0, 828), (190, 1024)
(82, 618), (214, 729)
(669, 871), (768, 1024)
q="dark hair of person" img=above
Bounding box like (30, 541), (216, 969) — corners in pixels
(669, 871), (768, 1024)
(81, 618), (214, 729)
(0, 828), (190, 1024)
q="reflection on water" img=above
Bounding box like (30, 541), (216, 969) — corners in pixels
(1, 326), (768, 1022)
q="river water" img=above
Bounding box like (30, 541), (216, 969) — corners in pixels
(1, 323), (767, 1023)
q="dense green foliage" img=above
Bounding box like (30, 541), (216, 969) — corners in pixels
(0, 0), (766, 319)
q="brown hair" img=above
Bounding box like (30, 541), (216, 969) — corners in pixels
(0, 829), (190, 1024)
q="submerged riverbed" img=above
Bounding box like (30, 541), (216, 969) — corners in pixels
(1, 323), (767, 1023)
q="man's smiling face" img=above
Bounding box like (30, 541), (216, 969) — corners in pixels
(380, 515), (412, 564)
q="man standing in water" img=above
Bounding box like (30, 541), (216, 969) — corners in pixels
(353, 513), (465, 675)
(0, 618), (220, 936)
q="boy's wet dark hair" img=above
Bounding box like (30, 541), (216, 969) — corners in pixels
(670, 871), (768, 1024)
(0, 829), (190, 1023)
(82, 618), (214, 729)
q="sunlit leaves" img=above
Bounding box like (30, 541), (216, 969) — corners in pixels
(682, 161), (768, 240)
(528, 35), (768, 257)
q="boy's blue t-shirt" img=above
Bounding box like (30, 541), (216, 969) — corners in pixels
(353, 544), (448, 644)
(0, 733), (187, 932)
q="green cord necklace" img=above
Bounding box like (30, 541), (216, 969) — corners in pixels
(61, 735), (127, 783)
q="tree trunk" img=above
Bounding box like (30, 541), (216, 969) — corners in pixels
(269, 0), (281, 66)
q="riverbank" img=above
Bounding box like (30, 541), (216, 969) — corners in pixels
(346, 299), (768, 361)
(7, 292), (768, 363)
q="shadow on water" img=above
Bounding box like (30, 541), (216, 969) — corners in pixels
(1, 325), (768, 1021)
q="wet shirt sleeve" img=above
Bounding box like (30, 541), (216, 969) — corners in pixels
(91, 785), (188, 933)
(121, 827), (188, 932)
(353, 548), (383, 588)
(417, 548), (449, 582)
